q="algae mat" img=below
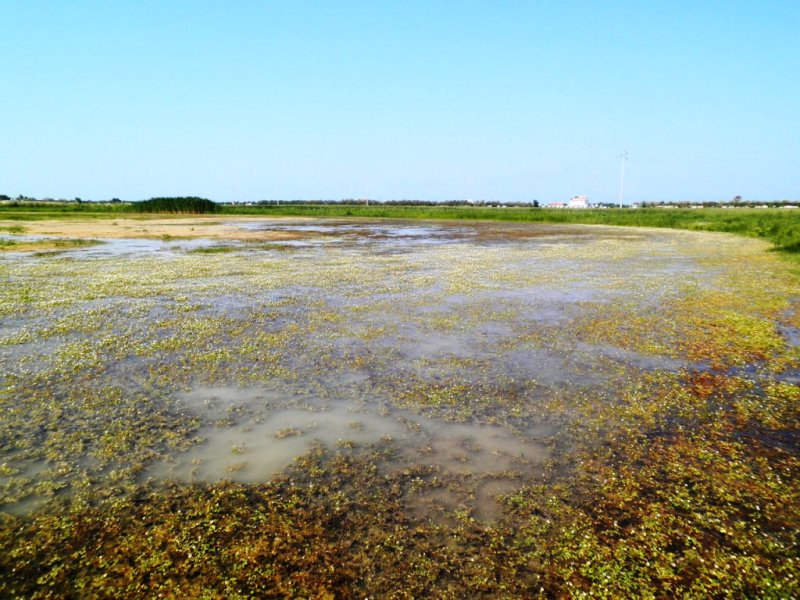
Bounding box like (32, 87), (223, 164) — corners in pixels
(1, 219), (798, 598)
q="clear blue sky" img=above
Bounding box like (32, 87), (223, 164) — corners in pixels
(1, 1), (798, 203)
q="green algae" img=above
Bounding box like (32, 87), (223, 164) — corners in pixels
(0, 220), (798, 597)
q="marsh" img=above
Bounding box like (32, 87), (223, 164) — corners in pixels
(1, 218), (797, 597)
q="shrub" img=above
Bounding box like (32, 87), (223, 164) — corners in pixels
(134, 197), (218, 214)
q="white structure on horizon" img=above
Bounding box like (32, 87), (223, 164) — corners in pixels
(567, 195), (589, 209)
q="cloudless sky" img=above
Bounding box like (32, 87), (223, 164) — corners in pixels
(1, 1), (798, 202)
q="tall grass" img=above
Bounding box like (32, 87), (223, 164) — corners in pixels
(0, 202), (131, 220)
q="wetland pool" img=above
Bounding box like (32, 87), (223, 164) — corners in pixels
(0, 219), (701, 512)
(1, 217), (798, 597)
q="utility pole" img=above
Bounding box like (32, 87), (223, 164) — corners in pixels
(619, 151), (628, 208)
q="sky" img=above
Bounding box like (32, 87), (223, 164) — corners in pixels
(1, 1), (798, 203)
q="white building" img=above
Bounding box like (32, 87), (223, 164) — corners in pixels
(567, 195), (589, 209)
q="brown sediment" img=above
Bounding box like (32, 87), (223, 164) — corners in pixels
(0, 215), (668, 250)
(0, 215), (313, 245)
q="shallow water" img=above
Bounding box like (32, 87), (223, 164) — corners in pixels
(0, 218), (782, 519)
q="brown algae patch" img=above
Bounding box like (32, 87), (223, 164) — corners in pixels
(1, 219), (798, 597)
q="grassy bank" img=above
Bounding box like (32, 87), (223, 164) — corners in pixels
(2, 202), (799, 253)
(0, 202), (130, 221)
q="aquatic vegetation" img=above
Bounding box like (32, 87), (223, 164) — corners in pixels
(0, 237), (102, 254)
(0, 219), (798, 597)
(274, 427), (303, 439)
(187, 244), (240, 254)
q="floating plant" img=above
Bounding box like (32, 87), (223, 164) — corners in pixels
(0, 219), (798, 597)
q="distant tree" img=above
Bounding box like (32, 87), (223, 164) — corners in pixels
(135, 197), (219, 214)
(732, 195), (742, 203)
(110, 198), (121, 203)
(0, 194), (10, 201)
(75, 197), (82, 204)
(532, 200), (540, 208)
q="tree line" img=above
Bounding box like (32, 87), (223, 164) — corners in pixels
(134, 197), (219, 214)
